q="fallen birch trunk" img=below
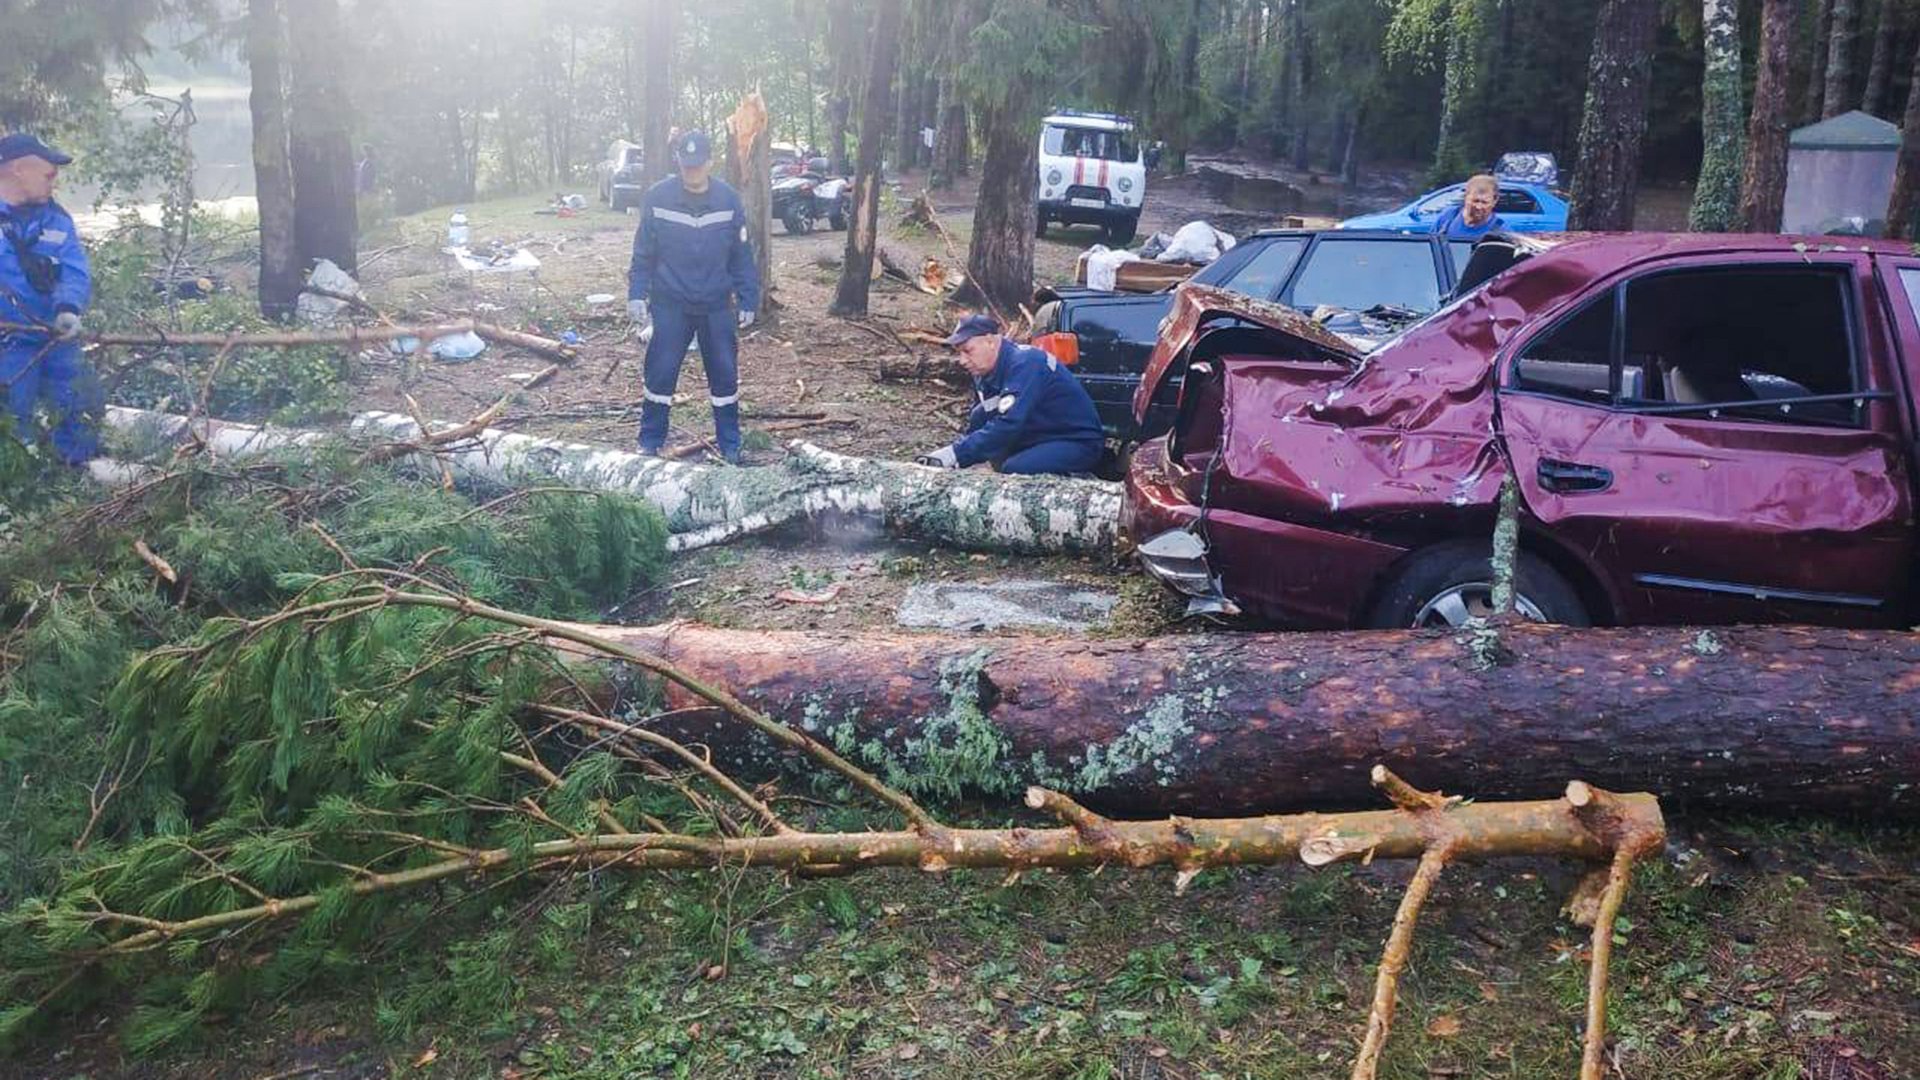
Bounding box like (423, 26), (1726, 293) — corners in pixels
(102, 407), (1123, 555)
(580, 621), (1920, 818)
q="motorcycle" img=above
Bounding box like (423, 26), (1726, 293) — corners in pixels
(770, 158), (851, 234)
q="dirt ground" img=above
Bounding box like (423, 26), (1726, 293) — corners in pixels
(339, 161), (1315, 635)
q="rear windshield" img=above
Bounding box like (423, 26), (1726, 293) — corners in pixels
(1043, 125), (1138, 162)
(1288, 238), (1442, 313)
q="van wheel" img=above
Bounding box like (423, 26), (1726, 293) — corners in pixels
(1035, 214), (1048, 239)
(1364, 541), (1588, 629)
(1105, 214), (1139, 247)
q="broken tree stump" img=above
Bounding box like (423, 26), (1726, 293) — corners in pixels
(578, 621), (1920, 818)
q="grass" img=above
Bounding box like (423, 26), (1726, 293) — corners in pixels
(17, 814), (1915, 1079)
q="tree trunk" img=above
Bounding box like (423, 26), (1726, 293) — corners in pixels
(725, 92), (773, 301)
(246, 0), (301, 319)
(1432, 0), (1483, 182)
(825, 0), (857, 175)
(1567, 0), (1659, 231)
(641, 0), (676, 186)
(106, 407), (1122, 557)
(1236, 0), (1258, 145)
(584, 622), (1920, 819)
(829, 0), (904, 319)
(1688, 0), (1745, 231)
(1807, 0), (1834, 124)
(957, 97), (1039, 317)
(1888, 38), (1920, 238)
(285, 0), (357, 275)
(1824, 0), (1858, 118)
(1739, 0), (1797, 231)
(1341, 101), (1364, 185)
(1861, 0), (1896, 115)
(1287, 0), (1310, 170)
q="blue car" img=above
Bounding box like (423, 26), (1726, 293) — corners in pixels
(1338, 179), (1569, 233)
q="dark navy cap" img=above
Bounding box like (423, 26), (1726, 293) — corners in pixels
(943, 313), (1002, 347)
(673, 130), (712, 168)
(0, 134), (72, 166)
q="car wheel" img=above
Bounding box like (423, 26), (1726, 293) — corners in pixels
(1035, 214), (1048, 239)
(782, 210), (811, 234)
(1105, 214), (1139, 247)
(829, 196), (849, 231)
(1364, 540), (1589, 629)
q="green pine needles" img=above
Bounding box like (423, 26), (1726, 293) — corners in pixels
(0, 454), (671, 1050)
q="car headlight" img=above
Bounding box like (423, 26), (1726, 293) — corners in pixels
(1118, 177), (1133, 193)
(1048, 169), (1063, 187)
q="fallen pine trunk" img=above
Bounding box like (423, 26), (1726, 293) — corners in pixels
(583, 621), (1920, 818)
(102, 407), (1122, 555)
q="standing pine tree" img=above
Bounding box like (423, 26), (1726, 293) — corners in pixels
(1823, 0), (1858, 119)
(1688, 0), (1744, 231)
(1887, 32), (1920, 238)
(1567, 0), (1659, 231)
(956, 0), (1090, 315)
(1739, 0), (1796, 231)
(286, 0), (358, 274)
(640, 0), (677, 186)
(247, 0), (301, 318)
(829, 0), (904, 318)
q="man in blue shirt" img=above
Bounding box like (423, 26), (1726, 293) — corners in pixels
(1431, 173), (1506, 240)
(627, 130), (761, 463)
(0, 134), (96, 465)
(917, 314), (1105, 475)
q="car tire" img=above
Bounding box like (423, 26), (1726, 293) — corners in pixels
(1035, 214), (1048, 239)
(1364, 540), (1589, 629)
(1105, 213), (1139, 247)
(782, 210), (811, 234)
(829, 200), (849, 231)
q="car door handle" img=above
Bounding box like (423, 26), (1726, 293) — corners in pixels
(1536, 458), (1612, 493)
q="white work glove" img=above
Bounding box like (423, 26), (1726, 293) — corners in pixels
(737, 308), (756, 330)
(916, 445), (959, 469)
(627, 298), (650, 326)
(52, 311), (81, 340)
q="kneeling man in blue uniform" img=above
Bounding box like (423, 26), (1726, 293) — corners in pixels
(0, 134), (96, 464)
(917, 314), (1104, 475)
(627, 130), (761, 463)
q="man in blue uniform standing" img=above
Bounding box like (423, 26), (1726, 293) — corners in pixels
(627, 130), (761, 463)
(0, 134), (96, 465)
(916, 314), (1105, 475)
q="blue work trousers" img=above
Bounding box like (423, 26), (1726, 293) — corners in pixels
(997, 439), (1102, 476)
(0, 337), (101, 464)
(639, 303), (740, 457)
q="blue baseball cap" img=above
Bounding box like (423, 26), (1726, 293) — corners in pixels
(673, 130), (712, 168)
(943, 313), (1002, 347)
(0, 133), (72, 166)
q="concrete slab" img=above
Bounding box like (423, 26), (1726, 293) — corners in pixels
(896, 579), (1117, 632)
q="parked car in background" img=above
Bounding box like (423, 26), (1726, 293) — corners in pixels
(1338, 176), (1568, 232)
(1036, 110), (1147, 245)
(1031, 229), (1479, 441)
(598, 140), (645, 211)
(1125, 232), (1920, 629)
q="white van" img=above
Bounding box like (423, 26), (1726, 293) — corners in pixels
(1036, 111), (1146, 246)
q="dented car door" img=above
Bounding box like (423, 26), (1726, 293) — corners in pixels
(1498, 252), (1913, 626)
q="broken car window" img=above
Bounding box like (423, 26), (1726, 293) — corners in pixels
(1288, 239), (1442, 314)
(1511, 291), (1617, 405)
(1900, 268), (1920, 325)
(1624, 267), (1859, 425)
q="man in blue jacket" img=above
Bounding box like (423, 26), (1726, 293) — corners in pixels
(627, 129), (761, 463)
(0, 134), (96, 465)
(917, 314), (1104, 475)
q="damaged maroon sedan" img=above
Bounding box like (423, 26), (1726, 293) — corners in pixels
(1123, 232), (1920, 628)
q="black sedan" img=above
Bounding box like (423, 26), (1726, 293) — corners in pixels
(1031, 229), (1478, 442)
